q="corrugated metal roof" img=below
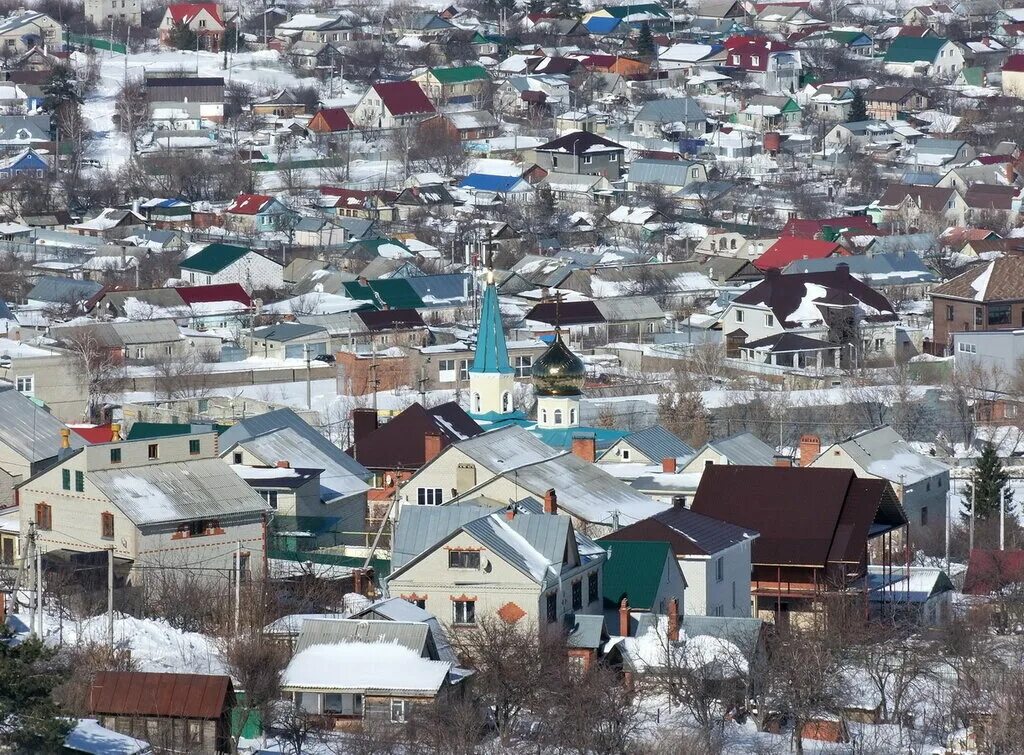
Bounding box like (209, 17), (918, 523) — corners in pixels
(593, 296), (664, 322)
(391, 504), (496, 570)
(351, 597), (457, 664)
(833, 425), (949, 485)
(26, 275), (103, 304)
(628, 158), (701, 186)
(90, 671), (232, 719)
(621, 425), (695, 462)
(705, 433), (778, 467)
(464, 511), (570, 589)
(89, 458), (271, 526)
(603, 505), (757, 556)
(598, 539), (672, 610)
(293, 618), (430, 655)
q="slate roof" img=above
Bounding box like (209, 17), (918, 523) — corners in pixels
(615, 425), (694, 462)
(930, 257), (1024, 302)
(26, 275), (103, 304)
(690, 465), (907, 568)
(0, 386), (84, 463)
(180, 243), (253, 275)
(348, 401), (483, 470)
(602, 505), (758, 557)
(628, 158), (702, 186)
(701, 432), (777, 466)
(826, 425), (949, 485)
(89, 458), (271, 527)
(252, 322), (327, 342)
(349, 598), (457, 664)
(597, 539), (673, 610)
(635, 97), (708, 124)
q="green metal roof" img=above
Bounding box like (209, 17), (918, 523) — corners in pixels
(180, 243), (251, 274)
(828, 30), (870, 45)
(341, 276), (424, 309)
(959, 66), (983, 86)
(597, 539), (671, 611)
(883, 36), (948, 64)
(603, 3), (670, 18)
(126, 422), (230, 440)
(430, 65), (489, 84)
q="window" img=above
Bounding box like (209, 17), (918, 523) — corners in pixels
(715, 557), (724, 582)
(324, 692), (363, 716)
(62, 469), (70, 491)
(15, 375), (33, 396)
(731, 581), (736, 610)
(609, 153), (618, 162)
(75, 471), (84, 492)
(958, 342), (977, 354)
(233, 452), (243, 464)
(188, 520), (213, 537)
(920, 507), (928, 527)
(541, 409), (548, 424)
(975, 307), (983, 327)
(101, 512), (114, 539)
(147, 444), (159, 460)
(546, 592), (558, 623)
(765, 314), (774, 327)
(514, 355), (532, 377)
(109, 447), (121, 464)
(621, 448), (631, 461)
(751, 55), (759, 66)
(390, 700), (408, 723)
(459, 360), (470, 381)
(453, 599), (476, 625)
(553, 409), (562, 425)
(259, 490), (279, 509)
(189, 439), (201, 455)
(417, 487), (443, 506)
(691, 168), (699, 179)
(731, 54), (740, 64)
(988, 304), (1011, 326)
(570, 408), (577, 424)
(448, 550), (480, 569)
(583, 155), (593, 165)
(438, 358), (456, 382)
(35, 503), (51, 530)
(502, 392), (511, 412)
(134, 347), (146, 360)
(735, 309), (744, 322)
(1007, 404), (1018, 419)
(946, 304), (954, 321)
(588, 572), (599, 604)
(552, 155), (559, 168)
(165, 346), (172, 356)
(572, 580), (582, 611)
(874, 338), (884, 351)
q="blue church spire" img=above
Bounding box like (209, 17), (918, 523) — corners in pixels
(471, 272), (512, 374)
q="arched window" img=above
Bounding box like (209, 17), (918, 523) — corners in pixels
(570, 408), (577, 424)
(502, 392), (511, 412)
(718, 238), (727, 250)
(542, 409), (548, 424)
(730, 239), (737, 249)
(554, 409), (563, 425)
(473, 393), (481, 413)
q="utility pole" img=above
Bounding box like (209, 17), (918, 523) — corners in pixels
(369, 346), (380, 414)
(969, 482), (976, 552)
(36, 545), (43, 637)
(1000, 484), (1005, 551)
(234, 542), (241, 633)
(26, 524), (36, 636)
(304, 343), (312, 409)
(418, 364), (428, 405)
(107, 545), (114, 649)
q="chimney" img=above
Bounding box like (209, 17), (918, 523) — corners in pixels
(662, 457), (677, 474)
(60, 428), (70, 449)
(1006, 161), (1016, 185)
(667, 597), (680, 642)
(505, 504), (516, 521)
(799, 434), (821, 467)
(571, 433), (596, 463)
(619, 597), (630, 637)
(836, 261), (851, 277)
(773, 454), (792, 468)
(424, 431), (443, 463)
(671, 494), (686, 509)
(351, 408), (378, 447)
(544, 488), (558, 514)
(276, 460), (290, 468)
(110, 423), (121, 442)
(704, 459), (714, 470)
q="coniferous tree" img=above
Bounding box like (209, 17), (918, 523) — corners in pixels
(962, 442), (1015, 521)
(848, 89), (867, 122)
(0, 629), (71, 752)
(168, 21), (198, 50)
(637, 22), (656, 60)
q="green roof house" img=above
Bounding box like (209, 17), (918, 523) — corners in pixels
(180, 242), (284, 291)
(413, 65), (492, 105)
(883, 36), (965, 78)
(597, 539), (686, 635)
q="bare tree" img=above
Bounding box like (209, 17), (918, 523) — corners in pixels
(59, 331), (127, 422)
(114, 79), (150, 155)
(220, 630), (290, 753)
(151, 349), (216, 400)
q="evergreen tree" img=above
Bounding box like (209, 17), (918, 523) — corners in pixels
(168, 21), (198, 50)
(962, 442), (1015, 521)
(42, 66), (82, 114)
(637, 21), (656, 60)
(848, 89), (867, 122)
(0, 629), (71, 752)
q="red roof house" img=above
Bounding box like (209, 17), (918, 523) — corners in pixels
(754, 237), (848, 271)
(309, 107), (355, 133)
(176, 283), (252, 307)
(373, 81), (435, 117)
(1003, 53), (1024, 73)
(159, 3), (226, 51)
(70, 424), (116, 444)
(963, 549), (1024, 595)
(225, 193), (275, 215)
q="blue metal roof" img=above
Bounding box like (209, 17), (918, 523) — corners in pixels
(585, 16), (621, 32)
(459, 173), (523, 192)
(470, 280), (513, 375)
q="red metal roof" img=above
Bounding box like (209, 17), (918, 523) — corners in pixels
(312, 107), (354, 132)
(754, 237), (846, 271)
(1004, 53), (1024, 72)
(371, 81), (435, 117)
(176, 283), (252, 306)
(226, 193), (274, 215)
(90, 672), (233, 720)
(166, 2), (222, 24)
(70, 424), (114, 444)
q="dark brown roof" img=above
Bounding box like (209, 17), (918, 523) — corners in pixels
(348, 401), (483, 470)
(536, 130), (625, 155)
(963, 183), (1017, 210)
(355, 308), (426, 331)
(525, 300), (604, 326)
(600, 505), (757, 556)
(90, 672), (233, 720)
(690, 465), (906, 568)
(876, 183), (955, 211)
(930, 257), (1024, 302)
(866, 86), (924, 102)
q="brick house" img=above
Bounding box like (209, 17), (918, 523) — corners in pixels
(929, 257), (1024, 354)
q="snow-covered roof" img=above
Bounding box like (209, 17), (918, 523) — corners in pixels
(282, 640), (451, 694)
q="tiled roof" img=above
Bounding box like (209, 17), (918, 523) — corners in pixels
(930, 257), (1024, 302)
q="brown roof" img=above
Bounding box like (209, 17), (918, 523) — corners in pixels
(347, 401), (483, 470)
(90, 672), (233, 720)
(876, 183), (955, 212)
(930, 257), (1024, 302)
(866, 86), (923, 103)
(963, 183), (1018, 210)
(690, 465), (906, 568)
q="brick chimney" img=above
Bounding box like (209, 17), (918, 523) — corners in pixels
(667, 597), (680, 642)
(276, 460), (290, 468)
(619, 597), (630, 637)
(799, 434), (821, 467)
(110, 423), (121, 442)
(662, 457), (677, 474)
(704, 459), (714, 470)
(773, 455), (792, 468)
(424, 431), (443, 463)
(505, 504), (516, 521)
(571, 433), (596, 463)
(60, 428), (70, 449)
(544, 488), (558, 514)
(352, 408), (379, 447)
